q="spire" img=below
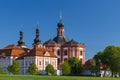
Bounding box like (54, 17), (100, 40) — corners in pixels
(36, 22), (40, 38)
(33, 24), (42, 47)
(60, 11), (62, 22)
(57, 11), (64, 28)
(17, 30), (26, 48)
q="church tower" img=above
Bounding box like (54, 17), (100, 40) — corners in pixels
(32, 25), (42, 47)
(17, 30), (26, 48)
(53, 12), (69, 45)
(57, 13), (65, 36)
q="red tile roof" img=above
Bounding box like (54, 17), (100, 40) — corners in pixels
(0, 44), (26, 57)
(25, 46), (57, 57)
(0, 44), (57, 60)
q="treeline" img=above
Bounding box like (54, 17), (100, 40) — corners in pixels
(0, 60), (55, 75)
(89, 46), (120, 77)
(0, 57), (83, 76)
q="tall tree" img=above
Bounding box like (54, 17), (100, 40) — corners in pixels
(7, 65), (12, 74)
(68, 57), (83, 75)
(102, 46), (120, 76)
(10, 60), (20, 74)
(62, 61), (71, 75)
(93, 51), (103, 75)
(89, 59), (97, 75)
(28, 62), (39, 75)
(45, 64), (55, 75)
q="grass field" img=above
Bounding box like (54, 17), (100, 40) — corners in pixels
(0, 75), (120, 80)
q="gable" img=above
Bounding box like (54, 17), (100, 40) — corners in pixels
(44, 51), (50, 56)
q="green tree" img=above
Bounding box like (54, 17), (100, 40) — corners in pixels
(28, 62), (39, 75)
(89, 59), (98, 76)
(102, 46), (120, 76)
(93, 51), (104, 75)
(68, 57), (83, 75)
(76, 61), (83, 74)
(7, 65), (12, 74)
(11, 60), (20, 74)
(62, 61), (71, 75)
(45, 64), (55, 75)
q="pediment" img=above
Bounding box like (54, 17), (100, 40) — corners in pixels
(44, 51), (50, 56)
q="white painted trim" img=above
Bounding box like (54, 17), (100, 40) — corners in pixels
(79, 56), (83, 59)
(79, 48), (83, 50)
(63, 56), (68, 58)
(63, 48), (68, 50)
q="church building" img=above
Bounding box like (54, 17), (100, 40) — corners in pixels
(0, 15), (85, 74)
(44, 15), (85, 68)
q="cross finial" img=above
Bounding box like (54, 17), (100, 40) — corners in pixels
(60, 11), (62, 22)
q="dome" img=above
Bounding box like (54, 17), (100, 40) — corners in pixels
(65, 39), (79, 45)
(18, 40), (25, 46)
(57, 22), (64, 28)
(53, 36), (69, 45)
(17, 30), (26, 46)
(44, 39), (57, 45)
(34, 37), (42, 45)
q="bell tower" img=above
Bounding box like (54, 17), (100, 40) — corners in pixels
(33, 24), (42, 47)
(17, 30), (26, 48)
(57, 12), (65, 36)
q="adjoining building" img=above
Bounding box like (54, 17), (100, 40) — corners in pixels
(0, 27), (57, 74)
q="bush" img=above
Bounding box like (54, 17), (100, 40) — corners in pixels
(45, 64), (55, 75)
(28, 62), (39, 75)
(68, 57), (83, 75)
(7, 60), (20, 74)
(62, 62), (71, 75)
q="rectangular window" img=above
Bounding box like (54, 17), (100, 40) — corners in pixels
(57, 49), (60, 55)
(25, 61), (27, 67)
(64, 50), (67, 55)
(45, 61), (49, 66)
(57, 58), (60, 65)
(80, 51), (82, 55)
(39, 61), (41, 65)
(72, 47), (75, 57)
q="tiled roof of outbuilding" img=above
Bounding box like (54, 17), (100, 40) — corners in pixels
(0, 44), (26, 57)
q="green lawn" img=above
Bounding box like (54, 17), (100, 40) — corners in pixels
(0, 75), (119, 80)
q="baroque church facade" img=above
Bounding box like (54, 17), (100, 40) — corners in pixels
(44, 18), (85, 67)
(0, 16), (85, 74)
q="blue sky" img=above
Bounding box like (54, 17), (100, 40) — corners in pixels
(0, 0), (120, 60)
